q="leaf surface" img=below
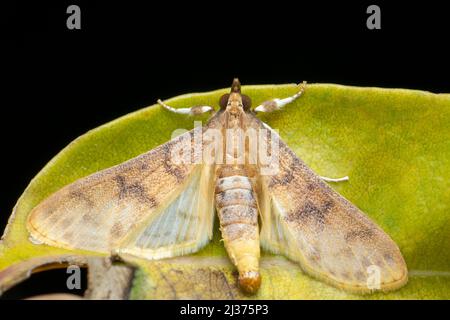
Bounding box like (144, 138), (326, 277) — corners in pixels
(1, 84), (449, 299)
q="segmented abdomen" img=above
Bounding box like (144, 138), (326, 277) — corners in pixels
(215, 169), (261, 293)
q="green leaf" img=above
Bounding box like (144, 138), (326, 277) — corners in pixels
(1, 84), (449, 299)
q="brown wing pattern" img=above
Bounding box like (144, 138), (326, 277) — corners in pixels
(257, 127), (408, 292)
(26, 128), (213, 256)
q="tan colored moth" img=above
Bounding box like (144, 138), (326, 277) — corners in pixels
(27, 79), (408, 294)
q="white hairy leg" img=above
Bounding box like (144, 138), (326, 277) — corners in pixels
(320, 176), (349, 182)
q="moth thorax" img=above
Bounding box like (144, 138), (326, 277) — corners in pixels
(224, 111), (245, 130)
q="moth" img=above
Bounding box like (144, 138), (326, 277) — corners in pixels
(27, 79), (408, 294)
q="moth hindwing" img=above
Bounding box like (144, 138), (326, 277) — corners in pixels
(27, 79), (408, 294)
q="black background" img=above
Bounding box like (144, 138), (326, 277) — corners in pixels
(1, 1), (449, 299)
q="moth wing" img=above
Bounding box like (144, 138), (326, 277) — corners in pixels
(118, 163), (215, 259)
(257, 128), (408, 292)
(27, 128), (215, 259)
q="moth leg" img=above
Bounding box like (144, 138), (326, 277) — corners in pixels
(320, 175), (349, 182)
(157, 99), (214, 115)
(254, 81), (307, 113)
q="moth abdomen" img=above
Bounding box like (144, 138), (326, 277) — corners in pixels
(215, 174), (261, 294)
(215, 189), (257, 208)
(218, 205), (258, 227)
(215, 175), (258, 226)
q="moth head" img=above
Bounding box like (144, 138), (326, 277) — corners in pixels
(219, 78), (252, 111)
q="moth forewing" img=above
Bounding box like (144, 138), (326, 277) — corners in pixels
(26, 128), (215, 259)
(257, 128), (408, 292)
